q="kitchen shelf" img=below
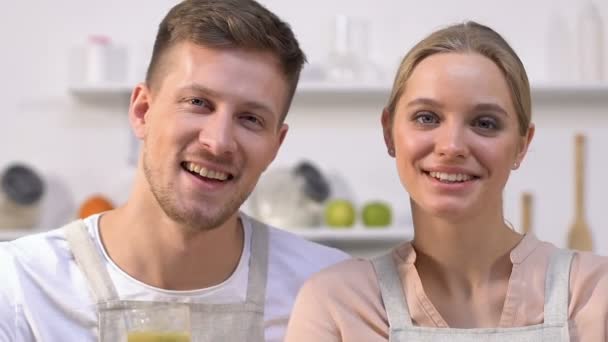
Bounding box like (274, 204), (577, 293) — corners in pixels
(67, 81), (392, 101)
(68, 81), (608, 102)
(68, 82), (133, 103)
(282, 225), (411, 244)
(531, 82), (608, 101)
(296, 81), (390, 96)
(1, 225), (412, 244)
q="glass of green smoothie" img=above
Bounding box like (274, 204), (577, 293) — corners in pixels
(126, 303), (191, 342)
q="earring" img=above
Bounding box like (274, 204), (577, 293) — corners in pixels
(512, 161), (519, 169)
(388, 147), (395, 156)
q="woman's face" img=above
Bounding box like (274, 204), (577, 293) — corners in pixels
(382, 52), (534, 220)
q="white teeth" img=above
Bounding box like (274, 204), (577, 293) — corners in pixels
(185, 162), (229, 181)
(429, 171), (473, 182)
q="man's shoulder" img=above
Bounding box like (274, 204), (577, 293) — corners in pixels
(2, 225), (71, 260)
(0, 221), (87, 281)
(0, 225), (73, 304)
(267, 225), (348, 260)
(265, 225), (349, 278)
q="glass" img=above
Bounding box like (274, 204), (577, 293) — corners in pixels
(327, 14), (359, 81)
(326, 15), (382, 82)
(125, 303), (191, 342)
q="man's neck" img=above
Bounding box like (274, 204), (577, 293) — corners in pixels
(98, 202), (244, 291)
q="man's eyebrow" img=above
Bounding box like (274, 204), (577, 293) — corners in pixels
(177, 83), (221, 98)
(178, 83), (278, 118)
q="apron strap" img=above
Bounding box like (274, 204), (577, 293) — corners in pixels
(543, 249), (574, 326)
(64, 220), (118, 303)
(371, 252), (413, 330)
(244, 216), (270, 308)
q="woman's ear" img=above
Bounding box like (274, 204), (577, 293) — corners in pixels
(514, 123), (535, 169)
(381, 108), (395, 157)
(128, 83), (152, 140)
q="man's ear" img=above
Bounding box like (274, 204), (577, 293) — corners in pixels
(277, 123), (288, 147)
(271, 123), (289, 160)
(261, 123), (289, 173)
(381, 108), (395, 157)
(128, 83), (152, 139)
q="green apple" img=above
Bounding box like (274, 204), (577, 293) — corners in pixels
(362, 201), (392, 228)
(325, 199), (356, 228)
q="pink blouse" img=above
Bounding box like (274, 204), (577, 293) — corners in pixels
(285, 234), (608, 342)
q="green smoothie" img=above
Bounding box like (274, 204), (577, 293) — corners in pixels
(127, 331), (190, 342)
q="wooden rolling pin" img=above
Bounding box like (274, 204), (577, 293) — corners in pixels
(567, 134), (593, 251)
(521, 192), (533, 234)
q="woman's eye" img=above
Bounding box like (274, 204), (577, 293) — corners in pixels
(474, 117), (499, 130)
(414, 112), (439, 125)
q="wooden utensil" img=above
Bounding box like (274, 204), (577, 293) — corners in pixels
(521, 192), (533, 234)
(567, 134), (593, 251)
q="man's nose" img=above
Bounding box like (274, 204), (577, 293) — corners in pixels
(198, 111), (238, 156)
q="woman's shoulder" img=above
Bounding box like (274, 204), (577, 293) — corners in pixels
(305, 257), (380, 294)
(519, 235), (608, 273)
(566, 250), (608, 339)
(569, 250), (608, 297)
(287, 255), (390, 341)
(571, 249), (608, 272)
(525, 236), (608, 290)
(296, 252), (395, 317)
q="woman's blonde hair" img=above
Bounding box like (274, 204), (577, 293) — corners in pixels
(386, 21), (531, 136)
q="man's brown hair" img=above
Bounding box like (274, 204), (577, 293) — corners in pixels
(146, 0), (307, 119)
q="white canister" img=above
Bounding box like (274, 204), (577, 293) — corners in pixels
(70, 35), (128, 85)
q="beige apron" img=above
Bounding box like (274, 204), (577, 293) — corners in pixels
(64, 217), (269, 341)
(371, 249), (574, 341)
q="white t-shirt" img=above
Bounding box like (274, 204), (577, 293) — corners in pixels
(0, 213), (349, 341)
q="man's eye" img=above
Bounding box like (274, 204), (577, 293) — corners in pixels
(241, 115), (263, 127)
(189, 98), (209, 107)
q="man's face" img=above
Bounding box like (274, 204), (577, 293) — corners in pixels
(131, 42), (289, 230)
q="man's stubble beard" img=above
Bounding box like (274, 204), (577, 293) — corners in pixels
(142, 147), (252, 231)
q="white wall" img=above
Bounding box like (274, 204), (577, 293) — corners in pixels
(1, 0), (607, 254)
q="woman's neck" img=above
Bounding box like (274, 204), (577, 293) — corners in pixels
(410, 203), (523, 327)
(412, 203), (521, 280)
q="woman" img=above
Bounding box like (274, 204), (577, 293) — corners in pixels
(285, 21), (607, 341)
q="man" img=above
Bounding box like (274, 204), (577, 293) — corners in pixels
(0, 0), (348, 340)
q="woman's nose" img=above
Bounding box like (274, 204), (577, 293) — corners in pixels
(434, 124), (469, 159)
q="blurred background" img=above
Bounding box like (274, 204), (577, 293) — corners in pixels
(0, 0), (606, 256)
